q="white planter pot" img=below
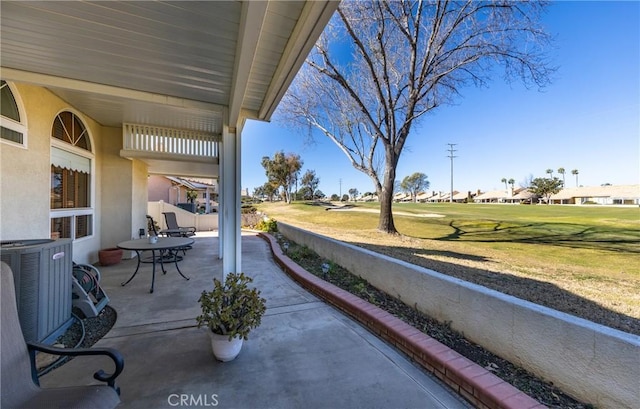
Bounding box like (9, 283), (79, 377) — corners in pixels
(209, 332), (244, 362)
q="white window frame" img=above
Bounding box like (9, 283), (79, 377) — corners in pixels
(0, 80), (28, 148)
(50, 110), (95, 242)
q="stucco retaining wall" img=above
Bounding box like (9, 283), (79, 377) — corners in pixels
(278, 223), (640, 409)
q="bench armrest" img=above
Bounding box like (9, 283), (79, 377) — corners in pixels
(27, 341), (124, 394)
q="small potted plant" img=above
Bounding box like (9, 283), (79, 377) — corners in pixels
(196, 272), (267, 362)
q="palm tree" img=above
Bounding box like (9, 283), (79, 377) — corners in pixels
(557, 167), (566, 186)
(501, 177), (507, 191)
(545, 168), (553, 178)
(571, 169), (579, 187)
(507, 178), (515, 196)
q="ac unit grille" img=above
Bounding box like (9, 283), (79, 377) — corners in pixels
(0, 239), (73, 343)
(20, 252), (41, 342)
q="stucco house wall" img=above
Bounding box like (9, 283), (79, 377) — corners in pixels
(1, 84), (68, 240)
(98, 126), (148, 253)
(131, 159), (149, 243)
(148, 175), (196, 206)
(1, 81), (148, 264)
(148, 175), (173, 203)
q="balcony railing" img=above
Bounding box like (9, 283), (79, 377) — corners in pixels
(123, 123), (220, 158)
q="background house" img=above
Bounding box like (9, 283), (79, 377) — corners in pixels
(452, 191), (472, 203)
(148, 176), (218, 213)
(474, 189), (510, 203)
(506, 188), (537, 204)
(549, 184), (639, 205)
(424, 191), (455, 202)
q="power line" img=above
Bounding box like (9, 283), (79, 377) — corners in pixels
(447, 143), (457, 203)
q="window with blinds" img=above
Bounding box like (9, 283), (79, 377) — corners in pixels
(50, 111), (94, 240)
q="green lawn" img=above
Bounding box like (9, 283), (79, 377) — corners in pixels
(259, 201), (639, 276)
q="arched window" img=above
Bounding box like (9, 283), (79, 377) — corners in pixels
(50, 111), (94, 240)
(0, 80), (28, 147)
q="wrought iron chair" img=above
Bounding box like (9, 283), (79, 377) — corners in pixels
(1, 261), (124, 408)
(146, 214), (161, 237)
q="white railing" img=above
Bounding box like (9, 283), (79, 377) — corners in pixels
(123, 123), (220, 157)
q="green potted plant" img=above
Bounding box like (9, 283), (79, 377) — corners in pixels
(196, 272), (267, 361)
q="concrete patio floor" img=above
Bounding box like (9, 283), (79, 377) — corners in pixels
(41, 232), (471, 408)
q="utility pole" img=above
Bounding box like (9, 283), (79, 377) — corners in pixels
(339, 178), (342, 199)
(447, 143), (457, 203)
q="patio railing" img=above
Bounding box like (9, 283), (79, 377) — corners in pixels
(123, 123), (220, 158)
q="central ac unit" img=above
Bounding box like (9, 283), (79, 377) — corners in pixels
(0, 238), (73, 343)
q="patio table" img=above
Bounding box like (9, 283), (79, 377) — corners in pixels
(159, 228), (194, 255)
(117, 237), (194, 293)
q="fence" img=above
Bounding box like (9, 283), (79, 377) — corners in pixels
(148, 201), (218, 232)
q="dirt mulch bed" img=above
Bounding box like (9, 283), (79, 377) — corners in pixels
(36, 306), (117, 375)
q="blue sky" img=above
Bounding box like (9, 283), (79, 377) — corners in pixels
(242, 1), (639, 197)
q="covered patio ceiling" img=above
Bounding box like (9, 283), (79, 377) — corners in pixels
(0, 0), (338, 176)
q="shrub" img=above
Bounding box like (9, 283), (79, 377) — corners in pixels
(289, 245), (314, 261)
(241, 204), (257, 214)
(256, 218), (278, 233)
(196, 272), (267, 340)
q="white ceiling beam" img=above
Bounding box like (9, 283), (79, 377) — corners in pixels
(259, 1), (339, 121)
(228, 1), (268, 128)
(1, 67), (225, 113)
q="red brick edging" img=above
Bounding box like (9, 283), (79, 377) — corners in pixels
(258, 232), (547, 409)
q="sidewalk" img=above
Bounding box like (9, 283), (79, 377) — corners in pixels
(41, 233), (471, 408)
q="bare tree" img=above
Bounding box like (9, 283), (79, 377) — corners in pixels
(281, 1), (554, 233)
(519, 173), (535, 189)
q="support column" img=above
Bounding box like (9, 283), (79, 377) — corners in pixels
(205, 188), (211, 214)
(220, 124), (241, 277)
